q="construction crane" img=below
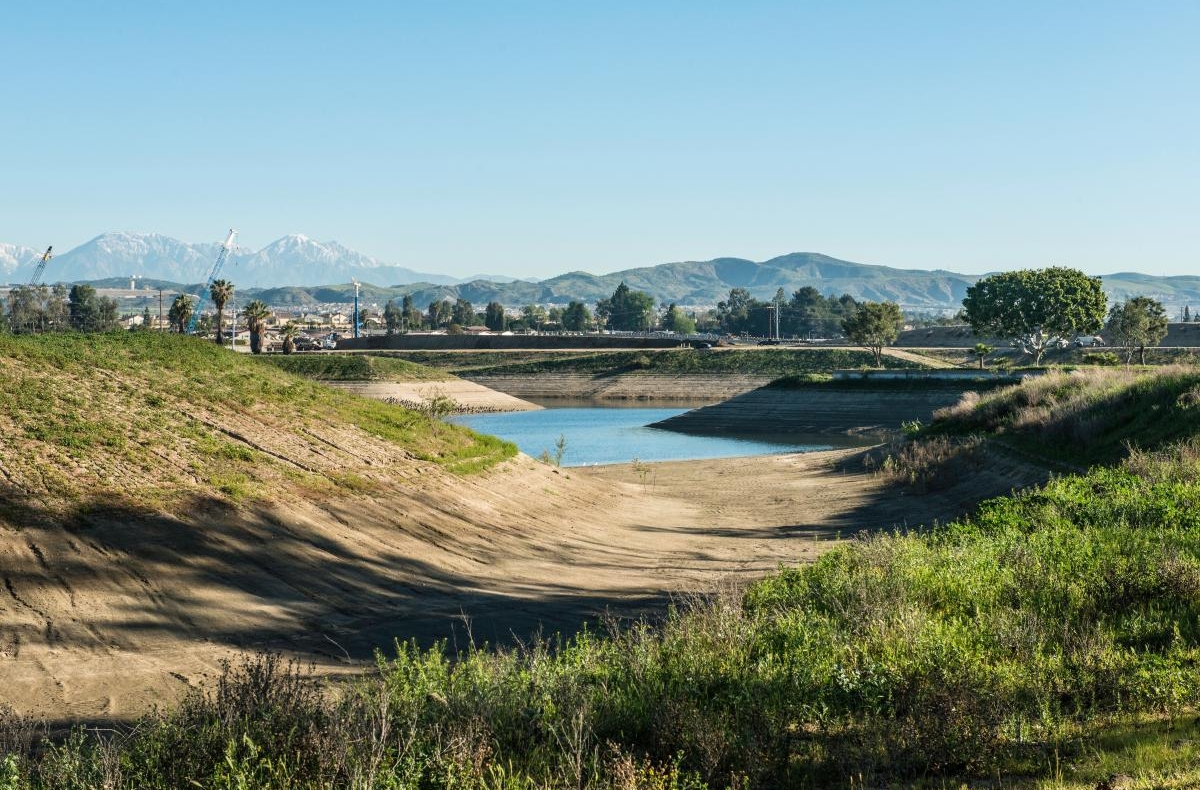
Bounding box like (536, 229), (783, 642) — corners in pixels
(29, 246), (53, 286)
(185, 229), (237, 334)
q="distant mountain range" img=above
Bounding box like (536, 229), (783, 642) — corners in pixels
(3, 233), (1199, 309)
(0, 233), (523, 290)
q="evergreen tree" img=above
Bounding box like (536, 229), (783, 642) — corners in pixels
(596, 282), (655, 331)
(384, 299), (402, 335)
(452, 298), (476, 326)
(484, 302), (506, 331)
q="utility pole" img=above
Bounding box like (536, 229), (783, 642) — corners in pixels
(352, 279), (361, 339)
(158, 288), (163, 331)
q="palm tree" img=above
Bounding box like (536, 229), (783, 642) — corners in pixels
(242, 299), (271, 354)
(209, 279), (235, 344)
(168, 293), (194, 333)
(280, 322), (300, 354)
(972, 342), (993, 370)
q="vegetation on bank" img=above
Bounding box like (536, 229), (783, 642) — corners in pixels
(6, 440), (1200, 788)
(381, 348), (928, 377)
(928, 366), (1200, 467)
(3, 366), (1200, 787)
(0, 333), (513, 513)
(262, 353), (448, 382)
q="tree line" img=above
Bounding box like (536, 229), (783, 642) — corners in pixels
(380, 295), (597, 334)
(3, 269), (1179, 366)
(3, 284), (121, 333)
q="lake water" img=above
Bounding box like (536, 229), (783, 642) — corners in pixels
(449, 406), (869, 467)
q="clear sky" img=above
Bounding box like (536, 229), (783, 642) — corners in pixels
(3, 1), (1197, 279)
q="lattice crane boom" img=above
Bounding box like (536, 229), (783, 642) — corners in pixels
(186, 229), (237, 333)
(29, 246), (53, 286)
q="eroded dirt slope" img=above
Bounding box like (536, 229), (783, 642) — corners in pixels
(0, 334), (1049, 721)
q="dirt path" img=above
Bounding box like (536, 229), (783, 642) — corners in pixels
(2, 445), (1047, 722)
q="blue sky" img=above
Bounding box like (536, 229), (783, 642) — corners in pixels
(3, 1), (1197, 279)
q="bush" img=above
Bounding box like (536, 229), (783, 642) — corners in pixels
(15, 451), (1200, 787)
(1082, 351), (1121, 366)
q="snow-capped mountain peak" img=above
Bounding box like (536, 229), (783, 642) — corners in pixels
(0, 232), (470, 288)
(0, 243), (42, 275)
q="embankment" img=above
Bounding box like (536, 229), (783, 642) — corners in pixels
(337, 334), (686, 351)
(652, 382), (975, 436)
(460, 372), (777, 401)
(324, 379), (540, 412)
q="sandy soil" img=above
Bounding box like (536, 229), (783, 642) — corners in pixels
(2, 441), (1046, 723)
(324, 379), (541, 412)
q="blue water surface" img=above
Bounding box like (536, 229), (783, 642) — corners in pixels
(449, 406), (863, 467)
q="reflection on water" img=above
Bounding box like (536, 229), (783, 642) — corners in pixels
(449, 406), (871, 467)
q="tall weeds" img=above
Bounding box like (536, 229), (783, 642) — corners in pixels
(11, 449), (1200, 787)
(931, 367), (1200, 465)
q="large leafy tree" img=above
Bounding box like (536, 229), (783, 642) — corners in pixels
(789, 288), (859, 338)
(451, 298), (476, 327)
(841, 301), (904, 367)
(242, 299), (271, 354)
(716, 288), (754, 333)
(209, 279), (235, 344)
(662, 303), (696, 335)
(401, 294), (423, 330)
(427, 300), (452, 329)
(1106, 296), (1168, 365)
(522, 304), (548, 331)
(962, 267), (1106, 365)
(67, 284), (118, 332)
(561, 301), (592, 331)
(383, 299), (402, 335)
(597, 282), (655, 331)
(5, 284), (66, 333)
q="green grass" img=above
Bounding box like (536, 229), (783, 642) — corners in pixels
(9, 438), (1200, 786)
(0, 333), (513, 513)
(928, 366), (1200, 466)
(384, 348), (930, 377)
(8, 340), (1200, 789)
(261, 353), (448, 381)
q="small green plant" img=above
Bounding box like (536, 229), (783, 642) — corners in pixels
(423, 391), (460, 419)
(631, 456), (653, 487)
(0, 754), (21, 790)
(538, 434), (568, 467)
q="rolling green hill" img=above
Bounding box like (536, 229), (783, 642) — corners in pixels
(77, 256), (1200, 312)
